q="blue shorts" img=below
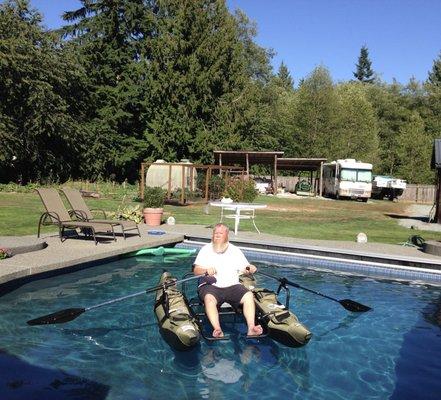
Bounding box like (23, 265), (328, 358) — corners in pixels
(198, 284), (249, 308)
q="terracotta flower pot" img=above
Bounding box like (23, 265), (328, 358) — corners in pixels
(143, 207), (163, 226)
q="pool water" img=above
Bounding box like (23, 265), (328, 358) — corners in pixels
(0, 255), (440, 400)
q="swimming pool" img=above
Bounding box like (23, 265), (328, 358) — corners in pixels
(0, 253), (440, 400)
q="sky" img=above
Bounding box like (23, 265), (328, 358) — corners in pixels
(27, 0), (441, 85)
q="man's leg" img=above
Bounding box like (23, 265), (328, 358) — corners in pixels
(240, 291), (263, 336)
(204, 293), (223, 337)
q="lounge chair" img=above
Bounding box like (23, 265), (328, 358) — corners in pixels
(61, 188), (140, 239)
(36, 188), (118, 245)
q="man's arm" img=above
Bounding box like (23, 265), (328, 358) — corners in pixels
(194, 264), (216, 276)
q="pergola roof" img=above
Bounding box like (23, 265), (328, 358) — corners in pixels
(213, 150), (284, 166)
(277, 158), (327, 171)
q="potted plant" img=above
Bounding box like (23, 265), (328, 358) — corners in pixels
(143, 186), (167, 226)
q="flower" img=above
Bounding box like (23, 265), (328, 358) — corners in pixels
(0, 247), (11, 260)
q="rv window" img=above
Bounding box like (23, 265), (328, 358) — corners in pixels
(357, 170), (372, 183)
(340, 169), (356, 182)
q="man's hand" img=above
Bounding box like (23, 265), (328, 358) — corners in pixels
(205, 267), (217, 276)
(245, 264), (257, 274)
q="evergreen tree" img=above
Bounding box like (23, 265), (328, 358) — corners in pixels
(142, 0), (272, 163)
(275, 61), (294, 89)
(365, 83), (401, 175)
(0, 0), (87, 183)
(61, 0), (149, 181)
(334, 83), (379, 163)
(293, 66), (339, 158)
(353, 45), (375, 83)
(428, 52), (441, 86)
(395, 111), (432, 184)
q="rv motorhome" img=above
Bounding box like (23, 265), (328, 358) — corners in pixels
(322, 159), (373, 201)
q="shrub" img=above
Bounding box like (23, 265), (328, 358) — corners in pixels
(109, 204), (143, 224)
(144, 186), (167, 208)
(224, 178), (258, 202)
(208, 175), (226, 200)
(0, 248), (12, 260)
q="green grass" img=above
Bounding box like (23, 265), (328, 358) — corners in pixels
(3, 189), (440, 245)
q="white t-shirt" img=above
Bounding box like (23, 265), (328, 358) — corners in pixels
(194, 243), (249, 288)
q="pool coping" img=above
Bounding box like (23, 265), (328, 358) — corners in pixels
(1, 223), (441, 293)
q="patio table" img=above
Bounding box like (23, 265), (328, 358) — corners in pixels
(209, 202), (267, 235)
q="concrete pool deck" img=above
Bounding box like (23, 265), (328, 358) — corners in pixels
(1, 223), (441, 289)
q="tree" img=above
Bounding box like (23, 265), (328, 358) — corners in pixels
(275, 61), (294, 90)
(0, 0), (87, 183)
(353, 45), (375, 83)
(61, 0), (149, 181)
(334, 83), (379, 163)
(293, 66), (339, 158)
(428, 52), (441, 86)
(395, 112), (432, 184)
(141, 0), (274, 164)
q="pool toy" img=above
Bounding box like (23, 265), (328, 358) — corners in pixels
(130, 246), (196, 257)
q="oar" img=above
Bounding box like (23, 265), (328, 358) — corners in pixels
(27, 273), (206, 326)
(256, 270), (372, 312)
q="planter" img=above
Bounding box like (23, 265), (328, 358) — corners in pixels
(143, 207), (163, 226)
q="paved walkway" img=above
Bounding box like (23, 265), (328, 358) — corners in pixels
(1, 219), (441, 288)
(0, 225), (184, 286)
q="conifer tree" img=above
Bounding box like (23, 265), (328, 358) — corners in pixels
(276, 62), (294, 89)
(61, 0), (149, 181)
(293, 66), (339, 158)
(0, 0), (86, 183)
(428, 52), (441, 86)
(353, 45), (375, 83)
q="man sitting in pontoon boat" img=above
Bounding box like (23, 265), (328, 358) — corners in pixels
(193, 223), (263, 338)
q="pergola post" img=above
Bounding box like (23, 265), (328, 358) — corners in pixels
(167, 164), (172, 200)
(246, 153), (249, 178)
(140, 163), (145, 199)
(181, 165), (185, 205)
(274, 155), (278, 194)
(319, 161), (324, 197)
(205, 166), (211, 202)
(219, 154), (222, 178)
(436, 170), (441, 223)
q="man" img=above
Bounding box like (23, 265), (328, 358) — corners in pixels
(193, 223), (263, 338)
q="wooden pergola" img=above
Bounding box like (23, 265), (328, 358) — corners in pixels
(213, 151), (326, 195)
(139, 161), (244, 204)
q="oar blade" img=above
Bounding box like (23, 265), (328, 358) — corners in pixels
(339, 299), (371, 313)
(27, 307), (86, 326)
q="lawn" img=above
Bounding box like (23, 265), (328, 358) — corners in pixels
(1, 189), (440, 245)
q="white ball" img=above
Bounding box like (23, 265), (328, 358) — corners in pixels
(356, 232), (368, 243)
(167, 216), (175, 225)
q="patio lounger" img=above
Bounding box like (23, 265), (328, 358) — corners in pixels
(61, 188), (140, 239)
(36, 188), (118, 245)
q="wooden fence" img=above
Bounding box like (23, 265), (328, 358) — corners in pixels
(397, 184), (435, 203)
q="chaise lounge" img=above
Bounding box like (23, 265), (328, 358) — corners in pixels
(61, 188), (140, 239)
(36, 188), (118, 245)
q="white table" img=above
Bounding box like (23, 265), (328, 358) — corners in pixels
(209, 202), (267, 235)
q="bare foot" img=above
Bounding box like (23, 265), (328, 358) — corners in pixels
(213, 328), (224, 338)
(247, 325), (263, 336)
